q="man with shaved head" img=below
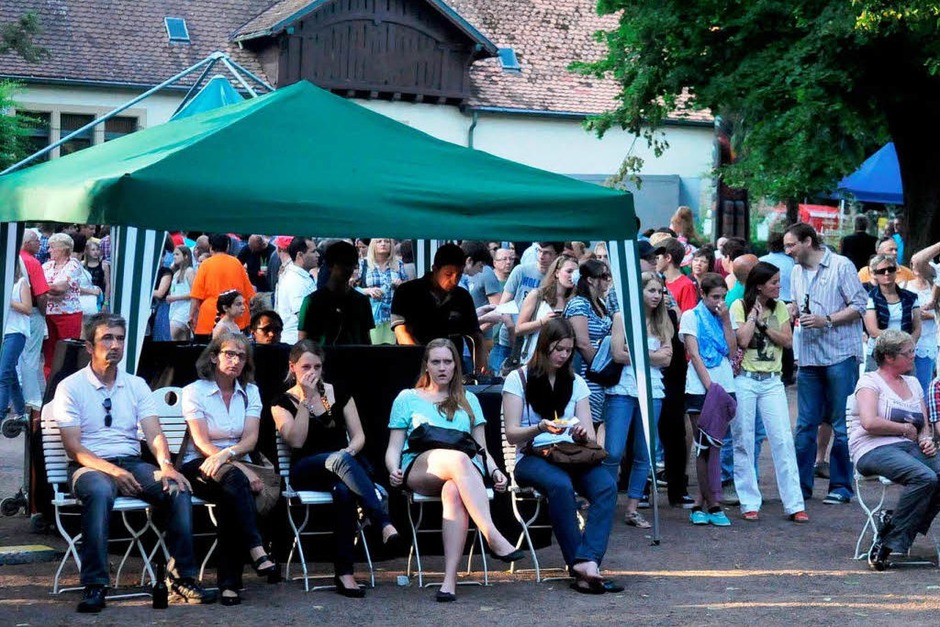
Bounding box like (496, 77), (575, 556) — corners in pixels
(857, 237), (914, 284)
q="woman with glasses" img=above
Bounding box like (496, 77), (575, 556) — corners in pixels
(850, 330), (940, 571)
(564, 259), (616, 425)
(863, 254), (920, 373)
(179, 333), (278, 606)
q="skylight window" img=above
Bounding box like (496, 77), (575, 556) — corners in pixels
(165, 17), (191, 44)
(498, 48), (521, 73)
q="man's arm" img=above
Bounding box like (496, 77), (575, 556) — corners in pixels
(139, 415), (191, 492)
(60, 427), (143, 495)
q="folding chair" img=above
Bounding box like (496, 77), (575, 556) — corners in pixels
(41, 404), (155, 596)
(146, 387), (218, 583)
(501, 420), (575, 582)
(276, 433), (375, 591)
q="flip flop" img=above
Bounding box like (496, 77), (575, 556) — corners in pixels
(570, 579), (606, 595)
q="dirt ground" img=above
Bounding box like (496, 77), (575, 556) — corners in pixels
(2, 386), (940, 626)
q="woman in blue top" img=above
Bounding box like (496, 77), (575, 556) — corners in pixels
(564, 259), (617, 425)
(385, 338), (522, 602)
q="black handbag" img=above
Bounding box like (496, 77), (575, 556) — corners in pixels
(407, 423), (483, 459)
(585, 336), (623, 387)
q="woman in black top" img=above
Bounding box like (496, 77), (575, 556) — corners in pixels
(271, 340), (400, 597)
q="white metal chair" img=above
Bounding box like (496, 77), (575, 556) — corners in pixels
(145, 387), (218, 583)
(276, 432), (375, 591)
(41, 404), (155, 596)
(403, 486), (492, 587)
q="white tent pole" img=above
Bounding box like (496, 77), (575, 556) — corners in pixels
(610, 239), (659, 544)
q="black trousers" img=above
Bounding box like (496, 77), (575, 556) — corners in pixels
(659, 383), (689, 502)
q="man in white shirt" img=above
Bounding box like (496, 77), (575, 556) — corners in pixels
(275, 237), (318, 344)
(54, 313), (216, 613)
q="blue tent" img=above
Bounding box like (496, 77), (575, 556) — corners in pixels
(837, 142), (903, 205)
(171, 75), (244, 121)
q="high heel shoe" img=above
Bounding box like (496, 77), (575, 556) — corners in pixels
(252, 554), (281, 583)
(333, 576), (365, 598)
(486, 546), (526, 564)
(220, 588), (241, 606)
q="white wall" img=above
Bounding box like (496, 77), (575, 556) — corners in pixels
(13, 84), (183, 127)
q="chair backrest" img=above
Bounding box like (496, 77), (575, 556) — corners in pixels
(846, 392), (858, 463)
(150, 387), (187, 455)
(40, 403), (70, 490)
(275, 431), (291, 478)
(500, 416), (517, 478)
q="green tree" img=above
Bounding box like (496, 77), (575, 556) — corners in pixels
(1, 11), (47, 171)
(576, 0), (940, 250)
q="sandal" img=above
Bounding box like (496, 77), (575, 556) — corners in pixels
(743, 511), (759, 521)
(220, 588), (241, 607)
(252, 554), (281, 582)
(570, 578), (606, 595)
(788, 511), (809, 523)
(623, 511), (651, 529)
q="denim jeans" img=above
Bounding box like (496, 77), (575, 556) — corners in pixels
(291, 450), (389, 576)
(180, 459), (264, 590)
(17, 309), (46, 409)
(70, 457), (196, 586)
(488, 342), (511, 374)
(856, 440), (940, 554)
(514, 455), (617, 567)
(0, 333), (27, 417)
(602, 395), (661, 498)
(795, 357), (858, 499)
(721, 413), (766, 484)
(914, 355), (935, 397)
(731, 374), (804, 515)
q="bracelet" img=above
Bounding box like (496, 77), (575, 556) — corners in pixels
(490, 468), (500, 480)
(536, 422), (544, 433)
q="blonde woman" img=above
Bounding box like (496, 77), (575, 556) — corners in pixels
(42, 233), (85, 378)
(360, 238), (407, 344)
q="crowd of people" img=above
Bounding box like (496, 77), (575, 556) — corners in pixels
(4, 209), (940, 612)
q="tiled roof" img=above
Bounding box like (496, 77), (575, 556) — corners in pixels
(448, 0), (712, 121)
(0, 1), (272, 87)
(234, 0), (324, 41)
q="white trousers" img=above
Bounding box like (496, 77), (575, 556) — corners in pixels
(17, 309), (46, 410)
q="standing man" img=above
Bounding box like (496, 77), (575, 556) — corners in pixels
(840, 215), (879, 271)
(298, 241), (373, 346)
(18, 229), (50, 413)
(237, 235), (276, 295)
(274, 237), (318, 345)
(54, 313), (215, 612)
(189, 233), (255, 341)
(857, 236), (914, 284)
(784, 222), (867, 504)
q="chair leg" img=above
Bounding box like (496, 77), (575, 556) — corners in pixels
(854, 476), (887, 560)
(476, 529), (489, 586)
(53, 508), (82, 595)
(511, 494), (543, 582)
(357, 523), (375, 588)
(115, 510), (154, 589)
(285, 502), (311, 592)
(406, 498), (424, 588)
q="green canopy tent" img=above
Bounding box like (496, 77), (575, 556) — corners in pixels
(0, 80), (659, 538)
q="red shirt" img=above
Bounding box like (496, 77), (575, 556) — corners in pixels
(666, 273), (698, 312)
(19, 250), (50, 300)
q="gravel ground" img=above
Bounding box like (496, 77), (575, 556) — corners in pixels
(2, 387), (940, 626)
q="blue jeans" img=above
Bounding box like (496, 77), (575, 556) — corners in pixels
(795, 357), (858, 499)
(914, 356), (935, 397)
(721, 412), (766, 484)
(180, 459), (264, 589)
(488, 342), (511, 374)
(514, 455), (617, 567)
(0, 332), (27, 416)
(291, 451), (389, 575)
(856, 441), (940, 554)
(602, 395), (661, 498)
(70, 457), (196, 586)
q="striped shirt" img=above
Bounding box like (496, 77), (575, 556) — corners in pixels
(927, 378), (940, 424)
(790, 247), (867, 367)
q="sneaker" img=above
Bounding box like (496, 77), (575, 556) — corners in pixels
(822, 492), (851, 505)
(77, 585), (107, 613)
(707, 510), (732, 527)
(689, 510), (709, 525)
(169, 577), (218, 604)
(655, 470), (668, 488)
(814, 461), (830, 479)
(720, 484), (740, 506)
(670, 495), (695, 509)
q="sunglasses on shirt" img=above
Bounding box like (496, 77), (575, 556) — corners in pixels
(102, 397), (112, 428)
(873, 267), (897, 276)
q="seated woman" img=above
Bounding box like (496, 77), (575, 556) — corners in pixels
(851, 329), (940, 571)
(180, 333), (278, 606)
(385, 338), (522, 602)
(502, 318), (621, 594)
(271, 340), (400, 598)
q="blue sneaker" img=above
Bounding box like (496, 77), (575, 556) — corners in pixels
(689, 510), (708, 525)
(707, 510), (731, 527)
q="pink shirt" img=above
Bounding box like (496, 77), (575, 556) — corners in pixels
(849, 372), (925, 462)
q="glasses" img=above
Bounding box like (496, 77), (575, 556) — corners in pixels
(219, 350), (247, 361)
(255, 325), (282, 335)
(102, 398), (112, 428)
(873, 267), (897, 276)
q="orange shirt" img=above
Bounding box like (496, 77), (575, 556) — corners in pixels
(190, 253), (255, 335)
(858, 264), (914, 285)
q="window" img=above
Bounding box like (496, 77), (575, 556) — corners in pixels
(19, 111), (51, 162)
(59, 113), (95, 156)
(165, 17), (190, 43)
(104, 116), (138, 142)
(498, 48), (521, 73)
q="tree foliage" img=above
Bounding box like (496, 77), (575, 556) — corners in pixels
(1, 12), (48, 171)
(575, 1), (940, 205)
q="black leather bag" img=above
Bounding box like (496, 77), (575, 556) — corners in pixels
(407, 424), (483, 459)
(585, 336), (622, 387)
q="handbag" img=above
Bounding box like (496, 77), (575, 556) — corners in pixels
(585, 335), (623, 387)
(406, 423), (483, 459)
(517, 369), (608, 467)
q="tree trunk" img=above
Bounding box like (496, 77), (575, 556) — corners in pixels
(785, 198), (799, 226)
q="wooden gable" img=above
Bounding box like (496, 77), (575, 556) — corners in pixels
(265, 0), (491, 104)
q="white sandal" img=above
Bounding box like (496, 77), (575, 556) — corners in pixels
(624, 511), (651, 529)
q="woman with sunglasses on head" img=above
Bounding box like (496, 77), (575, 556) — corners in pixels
(385, 338), (521, 602)
(864, 254), (920, 373)
(179, 333), (278, 606)
(502, 318), (621, 594)
(272, 340), (400, 598)
(564, 259), (617, 427)
(514, 255), (579, 365)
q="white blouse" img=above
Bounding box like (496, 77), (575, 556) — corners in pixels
(182, 378), (262, 462)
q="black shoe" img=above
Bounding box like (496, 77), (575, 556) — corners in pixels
(569, 579), (605, 595)
(487, 547), (526, 563)
(252, 554), (281, 583)
(602, 580), (625, 593)
(220, 589), (241, 607)
(868, 541), (891, 571)
(435, 589), (457, 602)
(77, 585), (107, 613)
(333, 576), (365, 598)
(670, 495), (695, 509)
(169, 577), (218, 604)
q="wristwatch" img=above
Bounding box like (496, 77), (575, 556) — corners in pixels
(227, 447), (237, 460)
(825, 315), (833, 329)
